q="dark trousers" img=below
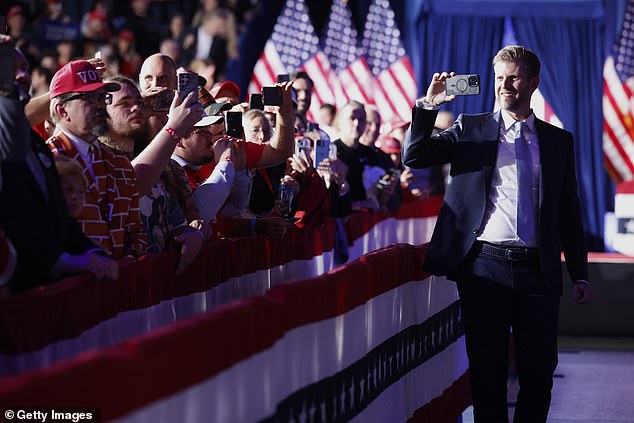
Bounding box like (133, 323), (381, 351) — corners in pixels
(455, 246), (560, 423)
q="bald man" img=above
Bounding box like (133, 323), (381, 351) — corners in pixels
(138, 54), (178, 139)
(139, 53), (177, 92)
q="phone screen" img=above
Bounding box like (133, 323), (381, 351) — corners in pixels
(262, 86), (282, 106)
(225, 111), (244, 138)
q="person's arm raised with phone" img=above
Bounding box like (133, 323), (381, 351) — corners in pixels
(131, 90), (202, 194)
(250, 82), (294, 168)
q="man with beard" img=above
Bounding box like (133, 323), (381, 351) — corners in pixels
(292, 71), (313, 130)
(100, 76), (203, 275)
(402, 46), (595, 422)
(46, 60), (148, 259)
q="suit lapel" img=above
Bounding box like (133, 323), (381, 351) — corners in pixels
(480, 111), (502, 199)
(535, 118), (556, 210)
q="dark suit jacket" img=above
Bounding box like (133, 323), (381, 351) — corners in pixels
(0, 131), (96, 292)
(402, 107), (588, 295)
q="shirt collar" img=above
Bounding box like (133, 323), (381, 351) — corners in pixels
(60, 128), (93, 157)
(500, 109), (536, 134)
(171, 153), (198, 170)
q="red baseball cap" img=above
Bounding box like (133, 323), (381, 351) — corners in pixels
(211, 80), (240, 100)
(49, 60), (120, 99)
(118, 29), (135, 42)
(7, 5), (24, 20)
(376, 136), (402, 154)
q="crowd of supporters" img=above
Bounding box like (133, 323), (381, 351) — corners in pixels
(0, 1), (447, 293)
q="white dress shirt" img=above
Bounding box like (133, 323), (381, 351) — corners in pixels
(478, 110), (540, 247)
(60, 129), (95, 178)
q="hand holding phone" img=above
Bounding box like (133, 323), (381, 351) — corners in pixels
(313, 136), (330, 166)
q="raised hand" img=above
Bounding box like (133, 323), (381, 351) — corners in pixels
(424, 72), (457, 106)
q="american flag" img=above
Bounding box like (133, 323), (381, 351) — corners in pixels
(248, 0), (333, 122)
(322, 0), (376, 110)
(360, 0), (417, 124)
(603, 0), (634, 183)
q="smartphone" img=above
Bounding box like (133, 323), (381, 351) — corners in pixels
(225, 111), (244, 139)
(445, 74), (480, 96)
(148, 89), (175, 112)
(94, 50), (102, 61)
(295, 137), (311, 158)
(313, 137), (330, 166)
(262, 86), (283, 106)
(277, 74), (290, 83)
(249, 93), (264, 110)
(177, 72), (198, 97)
(328, 142), (338, 160)
(0, 44), (15, 94)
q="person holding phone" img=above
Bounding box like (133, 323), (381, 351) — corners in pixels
(402, 45), (595, 422)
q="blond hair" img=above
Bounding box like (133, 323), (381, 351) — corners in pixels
(492, 45), (540, 79)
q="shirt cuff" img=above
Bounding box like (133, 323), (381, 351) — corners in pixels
(415, 98), (440, 110)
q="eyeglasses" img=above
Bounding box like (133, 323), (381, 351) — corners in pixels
(64, 92), (113, 105)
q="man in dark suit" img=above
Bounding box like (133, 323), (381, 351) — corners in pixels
(402, 46), (595, 422)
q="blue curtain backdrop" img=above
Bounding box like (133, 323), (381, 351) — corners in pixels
(415, 14), (505, 115)
(231, 0), (618, 251)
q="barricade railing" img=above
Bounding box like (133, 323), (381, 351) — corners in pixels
(0, 242), (470, 423)
(0, 197), (442, 376)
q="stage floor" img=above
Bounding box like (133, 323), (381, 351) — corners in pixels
(462, 337), (634, 422)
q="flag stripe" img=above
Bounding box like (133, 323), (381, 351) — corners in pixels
(374, 75), (405, 121)
(377, 71), (413, 121)
(386, 63), (415, 111)
(603, 12), (634, 182)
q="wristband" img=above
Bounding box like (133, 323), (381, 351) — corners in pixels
(164, 126), (180, 141)
(249, 219), (257, 235)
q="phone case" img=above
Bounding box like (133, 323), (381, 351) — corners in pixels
(313, 138), (330, 165)
(178, 73), (198, 96)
